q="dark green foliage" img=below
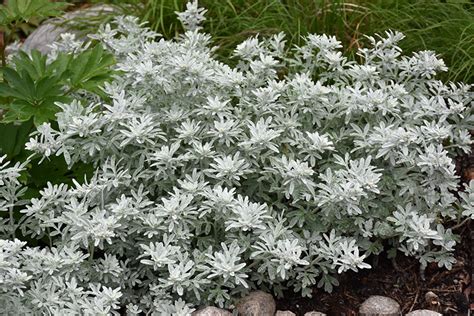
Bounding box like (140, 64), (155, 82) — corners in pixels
(0, 46), (114, 199)
(0, 53), (67, 126)
(0, 45), (116, 126)
(27, 155), (94, 191)
(0, 118), (33, 158)
(0, 0), (70, 65)
(66, 44), (116, 95)
(0, 0), (68, 26)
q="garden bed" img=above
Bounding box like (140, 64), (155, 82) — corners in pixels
(0, 1), (472, 315)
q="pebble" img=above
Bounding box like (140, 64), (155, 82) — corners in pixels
(358, 295), (401, 315)
(236, 291), (276, 316)
(405, 310), (442, 316)
(276, 311), (296, 316)
(304, 312), (327, 316)
(192, 306), (232, 316)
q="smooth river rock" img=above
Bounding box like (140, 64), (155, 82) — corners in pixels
(406, 310), (442, 316)
(192, 306), (232, 316)
(358, 295), (401, 316)
(236, 291), (276, 316)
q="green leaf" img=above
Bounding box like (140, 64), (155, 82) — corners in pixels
(0, 46), (113, 126)
(16, 0), (31, 15)
(1, 67), (32, 98)
(0, 0), (68, 28)
(0, 119), (33, 158)
(34, 76), (62, 99)
(0, 82), (28, 99)
(67, 44), (116, 92)
(0, 49), (71, 126)
(26, 0), (68, 18)
(13, 51), (39, 79)
(18, 69), (36, 99)
(8, 99), (36, 121)
(28, 155), (93, 187)
(49, 52), (72, 79)
(0, 6), (12, 25)
(33, 103), (59, 126)
(15, 50), (48, 80)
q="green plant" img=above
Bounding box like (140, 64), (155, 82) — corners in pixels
(0, 3), (471, 313)
(0, 42), (115, 216)
(366, 0), (474, 83)
(0, 45), (116, 126)
(0, 0), (67, 163)
(70, 0), (472, 83)
(202, 0), (368, 61)
(0, 0), (69, 65)
(97, 0), (472, 82)
(0, 1), (117, 220)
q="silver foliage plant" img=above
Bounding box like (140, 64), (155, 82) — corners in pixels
(1, 1), (473, 314)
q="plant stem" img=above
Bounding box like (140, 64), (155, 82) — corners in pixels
(46, 227), (53, 248)
(451, 217), (470, 230)
(9, 203), (15, 239)
(89, 242), (95, 262)
(0, 0), (5, 66)
(0, 31), (5, 67)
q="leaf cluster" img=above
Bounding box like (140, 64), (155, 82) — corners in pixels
(0, 44), (116, 126)
(0, 0), (68, 30)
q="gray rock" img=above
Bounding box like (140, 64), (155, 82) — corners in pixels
(359, 295), (401, 316)
(22, 5), (116, 54)
(22, 22), (68, 54)
(276, 311), (296, 316)
(236, 291), (276, 316)
(192, 306), (232, 316)
(304, 312), (327, 316)
(406, 310), (442, 316)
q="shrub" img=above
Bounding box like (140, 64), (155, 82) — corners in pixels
(1, 1), (472, 314)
